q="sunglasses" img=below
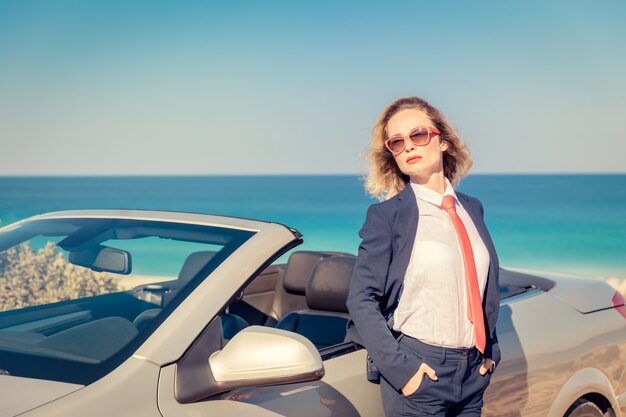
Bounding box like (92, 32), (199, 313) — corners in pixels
(384, 126), (441, 155)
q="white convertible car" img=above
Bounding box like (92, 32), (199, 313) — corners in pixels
(0, 210), (625, 417)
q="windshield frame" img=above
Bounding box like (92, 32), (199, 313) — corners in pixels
(0, 214), (257, 385)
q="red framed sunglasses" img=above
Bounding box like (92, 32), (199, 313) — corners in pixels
(384, 126), (441, 155)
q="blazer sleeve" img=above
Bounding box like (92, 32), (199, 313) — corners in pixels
(346, 203), (421, 391)
(475, 197), (502, 368)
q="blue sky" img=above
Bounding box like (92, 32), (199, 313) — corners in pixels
(1, 0), (625, 175)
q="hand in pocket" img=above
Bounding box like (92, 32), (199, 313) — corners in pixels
(479, 358), (495, 376)
(401, 362), (438, 396)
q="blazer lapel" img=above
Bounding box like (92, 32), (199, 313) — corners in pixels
(395, 184), (419, 261)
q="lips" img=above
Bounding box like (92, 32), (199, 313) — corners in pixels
(406, 156), (422, 164)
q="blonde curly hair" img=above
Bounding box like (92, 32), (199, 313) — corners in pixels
(364, 96), (473, 200)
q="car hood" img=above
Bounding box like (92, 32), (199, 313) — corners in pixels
(0, 375), (82, 417)
(506, 267), (619, 313)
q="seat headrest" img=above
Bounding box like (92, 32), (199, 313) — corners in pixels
(283, 251), (333, 295)
(305, 255), (356, 312)
(178, 251), (217, 288)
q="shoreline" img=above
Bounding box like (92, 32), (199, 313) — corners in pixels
(110, 274), (175, 291)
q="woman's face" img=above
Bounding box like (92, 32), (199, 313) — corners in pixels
(386, 109), (448, 183)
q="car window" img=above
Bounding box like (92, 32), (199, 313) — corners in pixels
(0, 217), (254, 384)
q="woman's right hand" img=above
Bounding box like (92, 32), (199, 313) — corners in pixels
(401, 362), (438, 396)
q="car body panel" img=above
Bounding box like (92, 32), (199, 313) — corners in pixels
(17, 358), (160, 417)
(0, 376), (82, 417)
(507, 267), (622, 313)
(484, 289), (626, 417)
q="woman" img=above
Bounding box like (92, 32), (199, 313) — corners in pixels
(346, 96), (500, 417)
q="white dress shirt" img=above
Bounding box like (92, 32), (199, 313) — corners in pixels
(392, 177), (490, 348)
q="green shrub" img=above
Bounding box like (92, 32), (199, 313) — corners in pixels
(0, 242), (119, 312)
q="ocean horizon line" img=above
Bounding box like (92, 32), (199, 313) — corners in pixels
(1, 172), (625, 178)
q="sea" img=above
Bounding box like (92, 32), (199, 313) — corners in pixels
(0, 174), (625, 280)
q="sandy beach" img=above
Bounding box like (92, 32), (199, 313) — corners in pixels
(607, 277), (626, 296)
(110, 274), (175, 291)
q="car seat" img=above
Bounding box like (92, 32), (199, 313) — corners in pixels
(265, 250), (352, 326)
(275, 255), (355, 349)
(133, 251), (249, 339)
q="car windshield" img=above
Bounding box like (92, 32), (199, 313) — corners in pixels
(0, 216), (254, 384)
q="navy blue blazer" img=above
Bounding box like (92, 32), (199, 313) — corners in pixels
(346, 183), (501, 391)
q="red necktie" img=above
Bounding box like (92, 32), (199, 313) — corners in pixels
(441, 195), (486, 353)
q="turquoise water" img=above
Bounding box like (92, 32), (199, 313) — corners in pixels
(0, 174), (625, 279)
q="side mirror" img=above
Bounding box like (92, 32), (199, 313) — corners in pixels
(210, 325), (324, 382)
(69, 245), (132, 274)
(176, 325), (324, 402)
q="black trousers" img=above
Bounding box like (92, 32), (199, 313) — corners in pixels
(380, 335), (492, 417)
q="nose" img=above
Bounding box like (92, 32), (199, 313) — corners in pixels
(404, 139), (415, 152)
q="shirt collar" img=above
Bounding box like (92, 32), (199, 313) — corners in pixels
(409, 177), (457, 207)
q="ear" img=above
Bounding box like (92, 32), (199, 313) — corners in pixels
(440, 139), (449, 152)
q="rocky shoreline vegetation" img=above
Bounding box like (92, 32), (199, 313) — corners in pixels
(0, 242), (119, 312)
